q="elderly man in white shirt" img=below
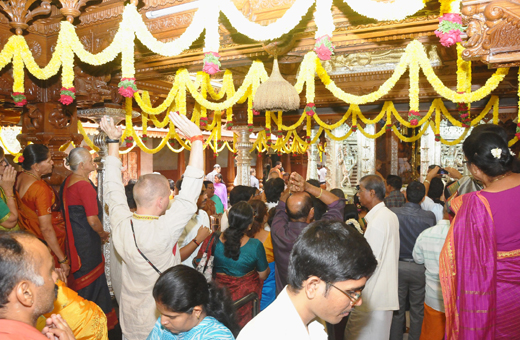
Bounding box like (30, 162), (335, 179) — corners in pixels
(100, 112), (205, 340)
(205, 164), (221, 183)
(238, 219), (377, 340)
(345, 175), (400, 340)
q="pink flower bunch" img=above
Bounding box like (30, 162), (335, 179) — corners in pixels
(12, 92), (27, 106)
(203, 52), (221, 75)
(408, 110), (421, 126)
(59, 87), (76, 105)
(435, 13), (465, 48)
(304, 103), (316, 116)
(314, 35), (335, 61)
(118, 78), (137, 98)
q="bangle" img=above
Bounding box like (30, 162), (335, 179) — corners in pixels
(5, 195), (15, 199)
(424, 179), (430, 184)
(316, 188), (323, 199)
(105, 138), (120, 144)
(58, 256), (69, 264)
(188, 135), (204, 143)
(193, 239), (200, 246)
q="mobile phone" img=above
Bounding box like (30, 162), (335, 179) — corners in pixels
(438, 168), (449, 175)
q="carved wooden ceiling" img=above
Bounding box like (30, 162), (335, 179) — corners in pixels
(0, 0), (518, 126)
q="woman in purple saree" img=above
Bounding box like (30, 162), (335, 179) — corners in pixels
(440, 131), (520, 339)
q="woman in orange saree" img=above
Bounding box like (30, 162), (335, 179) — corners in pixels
(15, 144), (68, 274)
(439, 131), (520, 339)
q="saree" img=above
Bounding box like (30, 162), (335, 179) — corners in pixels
(215, 271), (262, 328)
(16, 178), (66, 266)
(37, 280), (108, 340)
(439, 192), (520, 339)
(0, 187), (19, 231)
(59, 175), (118, 331)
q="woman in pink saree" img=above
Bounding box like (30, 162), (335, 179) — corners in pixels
(440, 131), (520, 339)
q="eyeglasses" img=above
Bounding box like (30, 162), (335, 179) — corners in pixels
(328, 283), (362, 305)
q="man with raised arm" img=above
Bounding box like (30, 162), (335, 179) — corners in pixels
(99, 112), (205, 340)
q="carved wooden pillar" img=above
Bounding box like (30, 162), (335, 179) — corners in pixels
(18, 102), (83, 187)
(178, 149), (186, 175)
(227, 147), (235, 187)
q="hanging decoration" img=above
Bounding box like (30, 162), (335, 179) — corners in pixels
(59, 87), (76, 105)
(435, 13), (465, 47)
(203, 52), (221, 75)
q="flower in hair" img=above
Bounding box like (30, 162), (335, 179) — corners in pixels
(18, 156), (24, 163)
(491, 148), (502, 159)
(510, 149), (516, 156)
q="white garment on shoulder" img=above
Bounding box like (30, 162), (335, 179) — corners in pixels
(420, 196), (444, 223)
(344, 309), (392, 340)
(238, 286), (327, 340)
(181, 210), (210, 268)
(220, 208), (230, 232)
(359, 202), (400, 312)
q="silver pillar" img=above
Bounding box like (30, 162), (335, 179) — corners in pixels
(325, 124), (349, 190)
(306, 127), (320, 181)
(357, 124), (376, 178)
(234, 127), (253, 186)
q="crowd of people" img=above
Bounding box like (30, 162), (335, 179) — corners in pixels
(0, 116), (519, 340)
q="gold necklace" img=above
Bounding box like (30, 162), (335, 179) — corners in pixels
(491, 172), (511, 183)
(23, 170), (41, 181)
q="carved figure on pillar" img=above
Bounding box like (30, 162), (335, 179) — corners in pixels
(306, 127), (320, 181)
(339, 142), (357, 188)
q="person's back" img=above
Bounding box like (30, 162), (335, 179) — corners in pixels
(389, 181), (436, 340)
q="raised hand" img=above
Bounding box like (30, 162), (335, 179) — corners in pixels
(195, 226), (211, 245)
(100, 116), (123, 140)
(444, 166), (462, 180)
(0, 165), (16, 194)
(289, 172), (305, 193)
(169, 111), (202, 140)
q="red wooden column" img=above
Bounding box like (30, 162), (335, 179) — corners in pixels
(227, 147), (235, 188)
(178, 149), (186, 175)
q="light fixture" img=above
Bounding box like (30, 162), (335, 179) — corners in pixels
(145, 1), (200, 19)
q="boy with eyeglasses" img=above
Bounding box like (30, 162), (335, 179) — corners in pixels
(237, 220), (377, 340)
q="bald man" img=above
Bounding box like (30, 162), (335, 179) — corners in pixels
(0, 232), (75, 340)
(100, 112), (205, 340)
(270, 172), (345, 294)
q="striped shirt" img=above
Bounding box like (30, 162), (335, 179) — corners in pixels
(147, 316), (234, 340)
(412, 219), (450, 312)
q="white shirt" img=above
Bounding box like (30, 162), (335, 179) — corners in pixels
(421, 196), (444, 223)
(104, 157), (203, 340)
(220, 208), (230, 232)
(359, 202), (400, 311)
(180, 210), (210, 268)
(251, 175), (260, 189)
(238, 286), (327, 340)
(318, 168), (327, 183)
(413, 220), (450, 312)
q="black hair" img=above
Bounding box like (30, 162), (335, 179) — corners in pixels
(306, 179), (320, 188)
(267, 207), (276, 228)
(203, 180), (213, 188)
(20, 144), (49, 171)
(0, 232), (42, 310)
(463, 131), (514, 178)
(311, 197), (328, 221)
(406, 181), (426, 204)
(223, 202), (253, 261)
(428, 177), (444, 204)
(168, 179), (175, 191)
(152, 266), (239, 336)
(330, 188), (345, 199)
(246, 200), (267, 238)
(175, 178), (183, 192)
(125, 183), (137, 210)
(470, 123), (508, 141)
(264, 178), (285, 203)
(287, 220), (377, 291)
(275, 161), (282, 166)
(444, 180), (455, 202)
(344, 204), (359, 222)
(386, 175), (403, 191)
(215, 173), (223, 182)
(229, 185), (254, 206)
(360, 175), (386, 201)
(286, 192), (314, 221)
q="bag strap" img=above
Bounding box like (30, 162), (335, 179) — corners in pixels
(131, 220), (162, 275)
